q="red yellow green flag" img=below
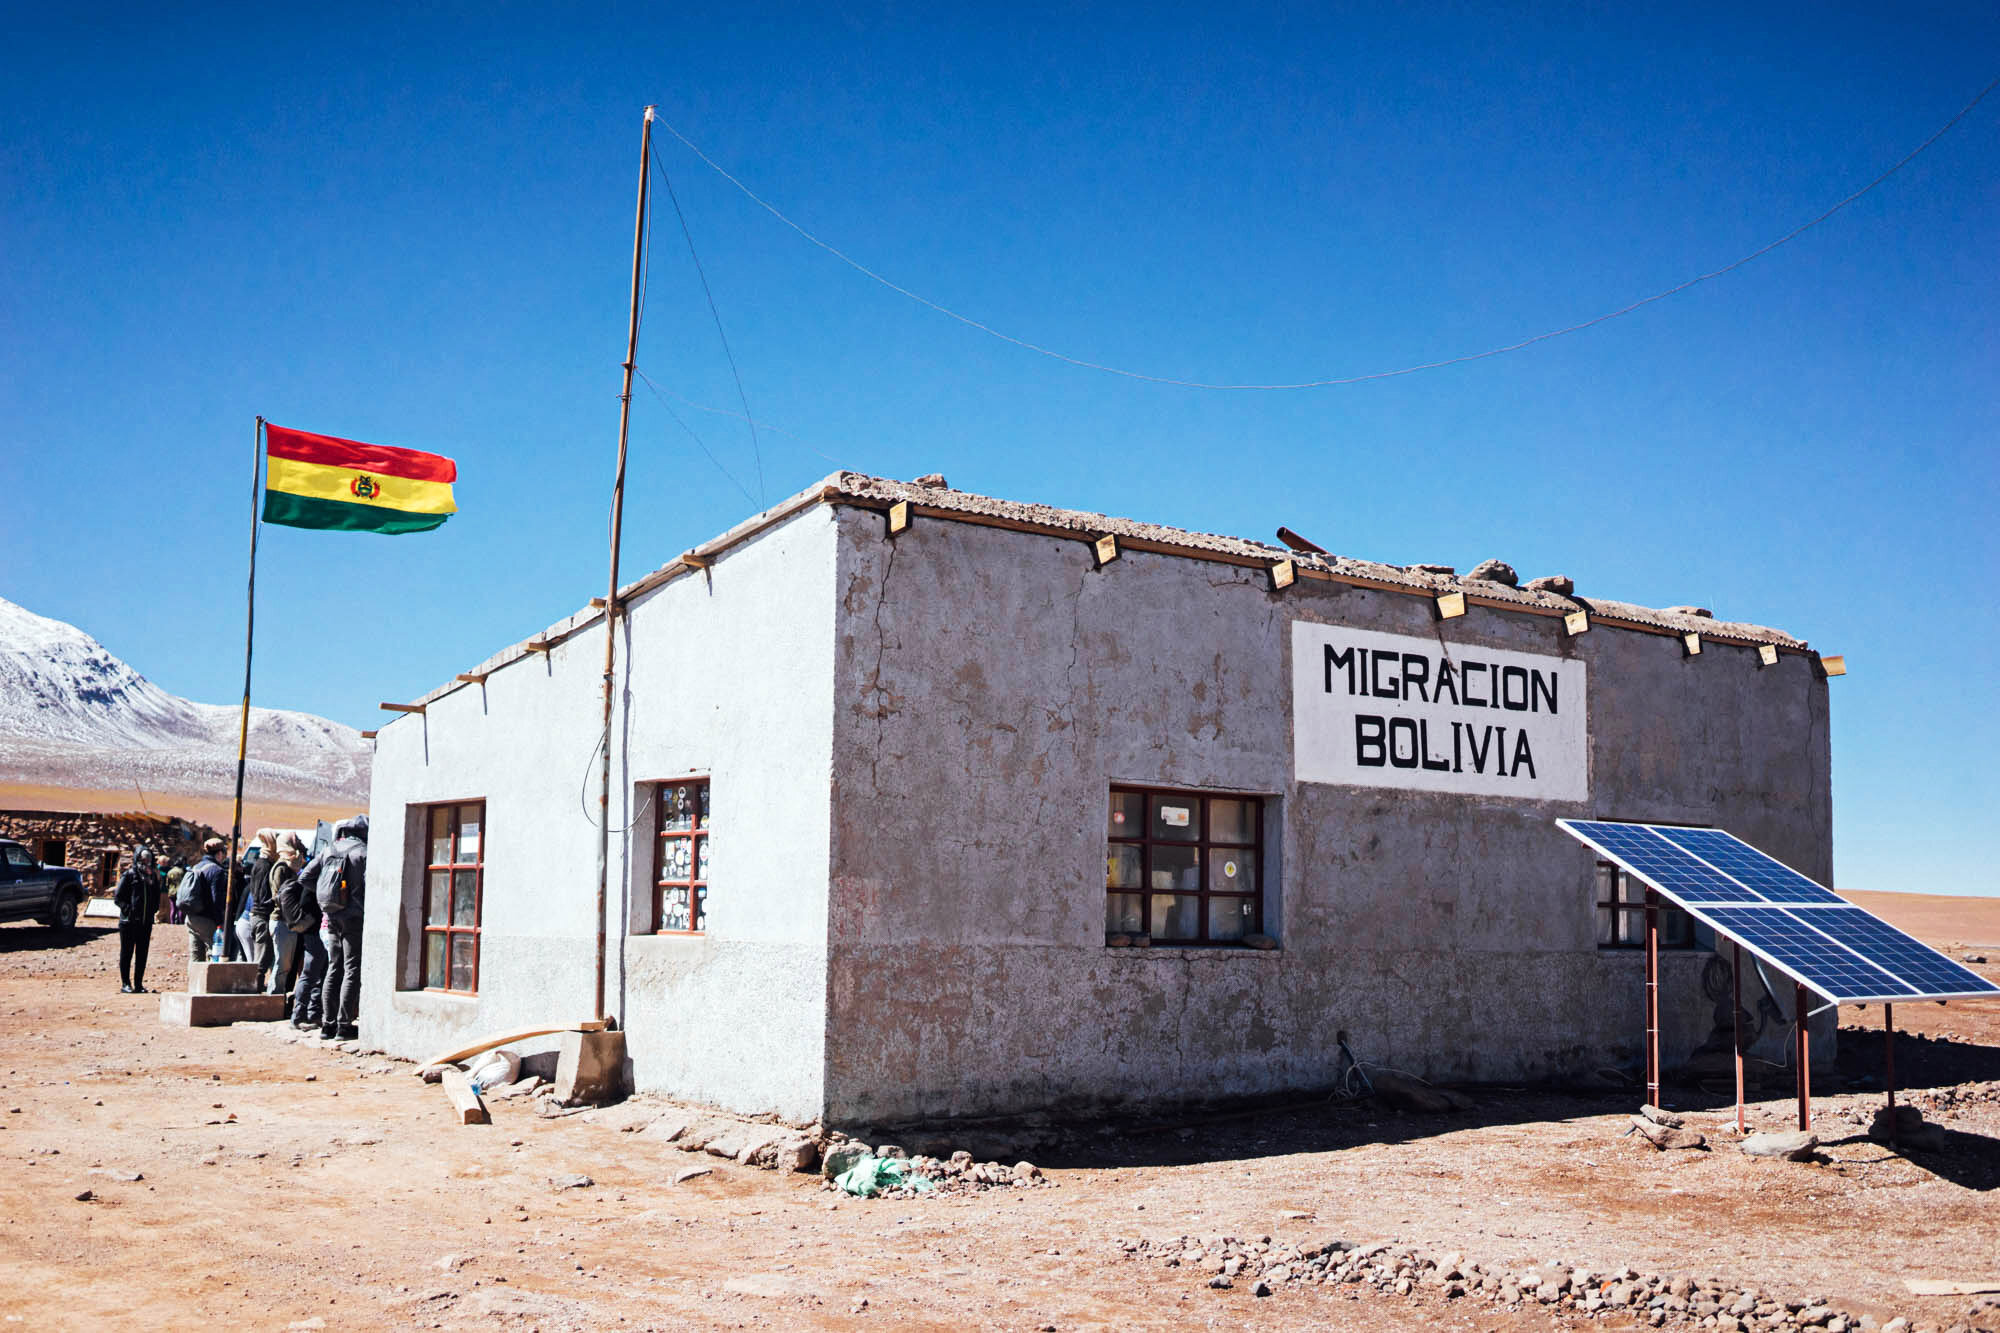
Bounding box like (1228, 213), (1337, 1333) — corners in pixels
(262, 424), (457, 534)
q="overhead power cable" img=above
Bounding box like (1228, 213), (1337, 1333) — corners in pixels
(652, 142), (767, 504)
(634, 366), (759, 506)
(657, 73), (1998, 391)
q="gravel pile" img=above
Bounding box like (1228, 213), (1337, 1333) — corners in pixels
(1115, 1236), (1989, 1332)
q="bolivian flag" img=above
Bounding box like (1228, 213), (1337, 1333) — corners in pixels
(262, 424), (457, 534)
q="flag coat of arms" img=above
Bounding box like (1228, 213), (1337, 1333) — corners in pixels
(262, 424), (458, 534)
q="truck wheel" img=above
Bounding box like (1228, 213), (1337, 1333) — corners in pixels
(50, 891), (79, 934)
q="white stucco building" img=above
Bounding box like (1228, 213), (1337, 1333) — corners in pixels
(361, 473), (1835, 1126)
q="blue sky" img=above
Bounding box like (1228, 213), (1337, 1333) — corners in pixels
(3, 5), (1995, 893)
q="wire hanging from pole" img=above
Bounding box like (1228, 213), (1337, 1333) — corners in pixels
(656, 72), (1999, 391)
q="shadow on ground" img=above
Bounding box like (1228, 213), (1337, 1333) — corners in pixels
(0, 920), (118, 952)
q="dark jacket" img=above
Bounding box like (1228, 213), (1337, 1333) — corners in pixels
(113, 866), (162, 925)
(245, 853), (276, 921)
(274, 860), (317, 933)
(180, 855), (227, 920)
(323, 816), (368, 922)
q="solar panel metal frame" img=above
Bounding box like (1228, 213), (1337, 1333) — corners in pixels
(1557, 819), (2000, 1006)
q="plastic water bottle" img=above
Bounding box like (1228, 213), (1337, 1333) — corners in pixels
(212, 927), (225, 959)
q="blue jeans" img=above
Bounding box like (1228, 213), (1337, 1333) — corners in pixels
(267, 919), (300, 994)
(291, 924), (328, 1025)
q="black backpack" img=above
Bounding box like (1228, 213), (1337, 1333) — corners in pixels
(314, 850), (351, 914)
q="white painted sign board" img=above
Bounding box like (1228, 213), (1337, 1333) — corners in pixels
(1291, 622), (1588, 800)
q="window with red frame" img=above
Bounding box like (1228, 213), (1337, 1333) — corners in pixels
(653, 780), (709, 933)
(1105, 786), (1263, 945)
(421, 801), (484, 992)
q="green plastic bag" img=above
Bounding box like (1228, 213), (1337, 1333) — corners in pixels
(834, 1155), (935, 1197)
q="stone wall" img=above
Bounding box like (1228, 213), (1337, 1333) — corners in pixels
(0, 810), (219, 894)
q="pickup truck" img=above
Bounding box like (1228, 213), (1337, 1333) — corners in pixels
(0, 838), (87, 932)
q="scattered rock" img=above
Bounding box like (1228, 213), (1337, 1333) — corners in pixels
(88, 1169), (143, 1182)
(1406, 564), (1455, 576)
(772, 1137), (820, 1174)
(1740, 1130), (1817, 1161)
(821, 1142), (872, 1179)
(1664, 605), (1714, 619)
(673, 1166), (712, 1185)
(73, 1188), (94, 1202)
(1524, 574), (1575, 595)
(1630, 1116), (1707, 1151)
(1467, 559), (1518, 586)
(547, 1173), (594, 1191)
(1639, 1104), (1686, 1128)
(1369, 1070), (1460, 1114)
(1869, 1106), (1946, 1153)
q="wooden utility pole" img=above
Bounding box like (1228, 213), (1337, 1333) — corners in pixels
(594, 107), (654, 1023)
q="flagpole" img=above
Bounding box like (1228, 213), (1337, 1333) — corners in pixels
(595, 106), (654, 1023)
(225, 416), (264, 950)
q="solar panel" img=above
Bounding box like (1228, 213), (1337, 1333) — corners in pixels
(1788, 907), (1997, 999)
(1701, 906), (1908, 1003)
(1649, 827), (1846, 905)
(1556, 818), (2000, 1006)
(1560, 821), (1766, 905)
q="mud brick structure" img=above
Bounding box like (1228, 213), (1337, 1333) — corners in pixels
(0, 809), (217, 894)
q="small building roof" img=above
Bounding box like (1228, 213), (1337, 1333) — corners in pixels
(394, 472), (1812, 713)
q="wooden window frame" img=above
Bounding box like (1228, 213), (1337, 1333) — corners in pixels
(1594, 862), (1696, 951)
(420, 801), (485, 993)
(1105, 784), (1264, 947)
(651, 778), (710, 935)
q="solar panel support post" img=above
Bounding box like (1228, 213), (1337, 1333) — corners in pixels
(1644, 888), (1661, 1109)
(1732, 942), (1745, 1136)
(1883, 1003), (1897, 1148)
(1794, 982), (1812, 1131)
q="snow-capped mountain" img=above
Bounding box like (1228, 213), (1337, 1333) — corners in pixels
(0, 595), (370, 815)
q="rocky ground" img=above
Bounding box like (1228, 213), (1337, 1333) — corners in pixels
(1, 915), (1997, 1332)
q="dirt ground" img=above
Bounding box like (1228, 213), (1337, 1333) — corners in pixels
(2, 895), (1996, 1332)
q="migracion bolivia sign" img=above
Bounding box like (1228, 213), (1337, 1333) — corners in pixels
(1291, 622), (1588, 800)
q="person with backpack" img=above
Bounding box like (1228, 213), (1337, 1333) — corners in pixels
(263, 832), (307, 1001)
(159, 857), (184, 925)
(290, 843), (329, 1029)
(317, 815), (368, 1041)
(112, 846), (163, 993)
(178, 839), (229, 961)
(237, 831), (276, 985)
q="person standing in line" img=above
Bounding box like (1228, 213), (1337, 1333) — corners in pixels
(241, 830), (278, 987)
(290, 843), (329, 1031)
(231, 837), (267, 967)
(112, 846), (162, 993)
(318, 815), (367, 1042)
(266, 833), (308, 1005)
(158, 856), (184, 926)
(179, 839), (228, 961)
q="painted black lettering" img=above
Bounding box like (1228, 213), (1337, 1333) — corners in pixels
(1501, 665), (1530, 711)
(1467, 725), (1495, 773)
(1451, 720), (1463, 772)
(1371, 649), (1401, 700)
(1388, 717), (1420, 769)
(1400, 653), (1431, 703)
(1434, 659), (1460, 706)
(1512, 730), (1537, 779)
(1355, 714), (1386, 766)
(1420, 719), (1451, 770)
(1495, 726), (1509, 776)
(1462, 662), (1488, 708)
(1325, 644), (1358, 695)
(1531, 669), (1557, 715)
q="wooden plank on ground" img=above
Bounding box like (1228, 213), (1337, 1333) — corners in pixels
(413, 1023), (602, 1075)
(441, 1068), (489, 1125)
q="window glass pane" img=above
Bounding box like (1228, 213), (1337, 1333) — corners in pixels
(1209, 798), (1255, 845)
(1618, 909), (1643, 946)
(692, 834), (706, 881)
(429, 807), (452, 865)
(1207, 848), (1253, 894)
(424, 932), (447, 988)
(1106, 844), (1141, 890)
(660, 837), (692, 881)
(693, 883), (707, 929)
(456, 806), (482, 862)
(449, 935), (476, 992)
(1150, 894), (1199, 941)
(1107, 791), (1143, 839)
(1596, 908), (1617, 946)
(1208, 895), (1256, 941)
(1105, 893), (1143, 934)
(1148, 796), (1198, 842)
(1620, 872), (1649, 905)
(1148, 844), (1198, 892)
(661, 886), (691, 931)
(661, 784), (696, 832)
(452, 869), (478, 926)
(695, 783), (710, 828)
(426, 871), (450, 926)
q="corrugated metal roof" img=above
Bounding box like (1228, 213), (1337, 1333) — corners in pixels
(394, 471), (1810, 713)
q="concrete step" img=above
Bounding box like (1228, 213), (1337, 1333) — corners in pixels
(159, 992), (286, 1027)
(188, 961), (263, 995)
